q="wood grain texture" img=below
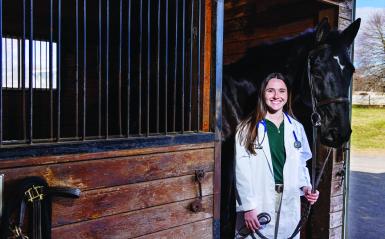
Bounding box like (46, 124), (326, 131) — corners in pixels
(330, 195), (343, 213)
(0, 142), (214, 169)
(52, 173), (214, 226)
(329, 211), (343, 229)
(52, 196), (213, 239)
(136, 219), (213, 239)
(223, 18), (314, 64)
(329, 225), (343, 239)
(1, 148), (214, 190)
(202, 0), (212, 132)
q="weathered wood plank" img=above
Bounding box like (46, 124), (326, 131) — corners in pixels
(136, 218), (213, 239)
(225, 0), (309, 22)
(329, 225), (343, 239)
(330, 195), (343, 213)
(224, 18), (314, 44)
(0, 143), (214, 169)
(319, 7), (338, 29)
(224, 2), (316, 34)
(2, 148), (214, 190)
(331, 161), (344, 180)
(52, 196), (213, 239)
(202, 0), (212, 132)
(329, 211), (343, 229)
(331, 178), (343, 197)
(52, 173), (214, 226)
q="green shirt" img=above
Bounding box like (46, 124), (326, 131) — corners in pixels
(265, 119), (286, 184)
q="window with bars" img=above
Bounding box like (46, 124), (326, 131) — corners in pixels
(0, 0), (209, 147)
(2, 38), (57, 89)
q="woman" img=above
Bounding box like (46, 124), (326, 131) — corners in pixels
(235, 73), (319, 239)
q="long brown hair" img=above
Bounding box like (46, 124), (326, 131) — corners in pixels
(237, 73), (294, 155)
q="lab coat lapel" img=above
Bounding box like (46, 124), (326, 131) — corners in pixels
(284, 114), (296, 159)
(258, 121), (273, 177)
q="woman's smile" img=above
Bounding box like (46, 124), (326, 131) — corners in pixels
(264, 78), (288, 112)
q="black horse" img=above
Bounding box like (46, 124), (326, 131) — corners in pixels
(221, 18), (361, 237)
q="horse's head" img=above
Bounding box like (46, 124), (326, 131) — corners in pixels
(306, 18), (360, 148)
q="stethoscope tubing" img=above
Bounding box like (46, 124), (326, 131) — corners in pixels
(255, 113), (301, 149)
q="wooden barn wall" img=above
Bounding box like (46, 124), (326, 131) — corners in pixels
(0, 142), (215, 238)
(223, 0), (319, 65)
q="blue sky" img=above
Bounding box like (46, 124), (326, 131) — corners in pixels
(357, 0), (385, 8)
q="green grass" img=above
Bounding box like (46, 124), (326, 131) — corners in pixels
(351, 106), (385, 150)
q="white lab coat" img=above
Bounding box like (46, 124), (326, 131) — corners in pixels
(235, 114), (312, 239)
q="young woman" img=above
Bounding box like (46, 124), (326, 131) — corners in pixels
(234, 73), (319, 239)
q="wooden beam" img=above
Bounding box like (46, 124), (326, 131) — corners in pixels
(52, 173), (214, 226)
(52, 196), (213, 238)
(1, 148), (214, 190)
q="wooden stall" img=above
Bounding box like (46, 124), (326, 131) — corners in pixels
(223, 0), (354, 238)
(0, 0), (223, 238)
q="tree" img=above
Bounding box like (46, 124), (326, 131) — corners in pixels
(355, 10), (385, 85)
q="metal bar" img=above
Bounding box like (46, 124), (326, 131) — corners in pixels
(83, 0), (87, 139)
(28, 0), (33, 143)
(18, 40), (21, 88)
(57, 0), (61, 141)
(105, 0), (109, 138)
(146, 0), (150, 136)
(0, 132), (215, 159)
(164, 0), (168, 134)
(75, 0), (79, 137)
(22, 0), (26, 141)
(98, 0), (101, 136)
(213, 1), (224, 237)
(181, 0), (186, 133)
(189, 0), (194, 131)
(173, 0), (178, 132)
(196, 0), (201, 132)
(31, 39), (37, 88)
(49, 0), (53, 139)
(45, 42), (47, 89)
(39, 40), (41, 88)
(138, 0), (142, 135)
(156, 0), (160, 133)
(0, 0), (2, 144)
(118, 0), (122, 136)
(126, 0), (131, 137)
(12, 39), (14, 88)
(4, 38), (7, 88)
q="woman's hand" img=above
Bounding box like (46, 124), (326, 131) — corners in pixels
(302, 186), (319, 205)
(244, 209), (261, 232)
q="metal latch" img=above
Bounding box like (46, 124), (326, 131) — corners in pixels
(190, 169), (205, 213)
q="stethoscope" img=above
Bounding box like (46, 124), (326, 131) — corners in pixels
(255, 112), (302, 149)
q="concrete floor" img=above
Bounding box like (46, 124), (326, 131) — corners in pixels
(347, 150), (385, 239)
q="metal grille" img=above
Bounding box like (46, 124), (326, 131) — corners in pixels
(0, 0), (205, 146)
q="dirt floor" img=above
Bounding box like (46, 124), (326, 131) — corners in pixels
(347, 150), (385, 239)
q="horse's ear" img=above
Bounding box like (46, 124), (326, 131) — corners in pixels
(340, 18), (361, 47)
(315, 18), (331, 45)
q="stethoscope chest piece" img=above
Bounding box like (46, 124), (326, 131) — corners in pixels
(294, 140), (302, 149)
